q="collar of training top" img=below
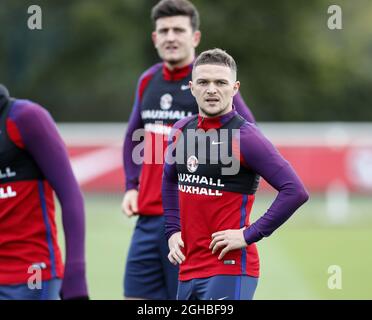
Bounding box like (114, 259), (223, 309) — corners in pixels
(197, 106), (238, 130)
(162, 63), (192, 81)
(0, 84), (10, 113)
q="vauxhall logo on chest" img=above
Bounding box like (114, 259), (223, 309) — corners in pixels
(0, 167), (16, 179)
(0, 186), (17, 199)
(141, 92), (193, 121)
(180, 156), (224, 196)
(0, 167), (17, 199)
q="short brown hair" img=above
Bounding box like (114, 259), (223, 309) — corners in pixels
(151, 0), (200, 31)
(194, 48), (237, 73)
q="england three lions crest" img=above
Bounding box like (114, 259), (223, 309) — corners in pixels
(187, 155), (199, 173)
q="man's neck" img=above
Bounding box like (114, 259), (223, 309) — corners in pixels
(197, 107), (236, 130)
(164, 55), (195, 71)
(200, 105), (233, 119)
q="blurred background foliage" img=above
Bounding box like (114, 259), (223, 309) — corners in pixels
(0, 0), (371, 122)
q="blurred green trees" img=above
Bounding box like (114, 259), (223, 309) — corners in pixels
(0, 0), (371, 122)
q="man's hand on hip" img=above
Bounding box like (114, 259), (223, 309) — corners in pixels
(209, 228), (247, 260)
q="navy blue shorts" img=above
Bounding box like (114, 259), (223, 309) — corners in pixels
(0, 278), (61, 300)
(124, 215), (179, 299)
(177, 275), (258, 300)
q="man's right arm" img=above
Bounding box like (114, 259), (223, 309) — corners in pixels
(162, 116), (195, 239)
(162, 120), (191, 265)
(162, 155), (185, 265)
(162, 130), (182, 240)
(123, 79), (145, 192)
(121, 78), (144, 216)
(123, 63), (162, 192)
(122, 65), (162, 216)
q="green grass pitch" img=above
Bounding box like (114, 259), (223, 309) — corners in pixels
(57, 193), (372, 300)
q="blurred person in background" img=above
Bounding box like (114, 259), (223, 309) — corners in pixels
(121, 0), (255, 300)
(0, 84), (88, 300)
